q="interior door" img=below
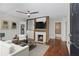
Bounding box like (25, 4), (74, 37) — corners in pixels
(55, 22), (61, 34)
(70, 3), (79, 56)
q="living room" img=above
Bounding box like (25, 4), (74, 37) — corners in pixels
(0, 3), (70, 56)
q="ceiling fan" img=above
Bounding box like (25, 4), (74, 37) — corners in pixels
(16, 10), (39, 17)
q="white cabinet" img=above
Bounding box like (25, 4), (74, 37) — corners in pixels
(0, 41), (12, 56)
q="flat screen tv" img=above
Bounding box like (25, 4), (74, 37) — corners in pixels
(35, 22), (46, 29)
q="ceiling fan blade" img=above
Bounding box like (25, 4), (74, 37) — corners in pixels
(30, 12), (39, 14)
(16, 11), (28, 14)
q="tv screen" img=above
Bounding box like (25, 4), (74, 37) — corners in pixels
(35, 22), (46, 29)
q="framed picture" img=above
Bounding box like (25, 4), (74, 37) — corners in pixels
(2, 21), (8, 29)
(20, 24), (25, 34)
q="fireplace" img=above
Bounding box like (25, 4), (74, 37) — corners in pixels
(35, 32), (46, 43)
(38, 35), (43, 41)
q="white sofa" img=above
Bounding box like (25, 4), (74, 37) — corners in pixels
(0, 41), (13, 56)
(0, 41), (29, 56)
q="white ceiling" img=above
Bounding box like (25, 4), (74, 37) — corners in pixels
(0, 3), (69, 21)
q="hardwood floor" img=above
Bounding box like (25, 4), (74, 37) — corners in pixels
(44, 39), (69, 56)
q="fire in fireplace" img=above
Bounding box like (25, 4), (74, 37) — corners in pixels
(38, 35), (43, 41)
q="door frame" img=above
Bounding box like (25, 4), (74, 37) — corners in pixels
(55, 21), (61, 40)
(55, 21), (67, 41)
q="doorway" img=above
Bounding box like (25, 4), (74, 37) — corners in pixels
(55, 22), (61, 47)
(55, 22), (61, 40)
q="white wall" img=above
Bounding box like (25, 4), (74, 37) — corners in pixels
(0, 20), (20, 41)
(53, 17), (67, 41)
(0, 20), (27, 41)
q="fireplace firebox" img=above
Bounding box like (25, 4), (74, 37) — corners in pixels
(38, 35), (43, 41)
(35, 32), (46, 43)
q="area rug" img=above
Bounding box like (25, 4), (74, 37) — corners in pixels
(29, 44), (49, 56)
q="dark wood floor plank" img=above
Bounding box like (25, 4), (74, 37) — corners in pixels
(44, 39), (69, 56)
